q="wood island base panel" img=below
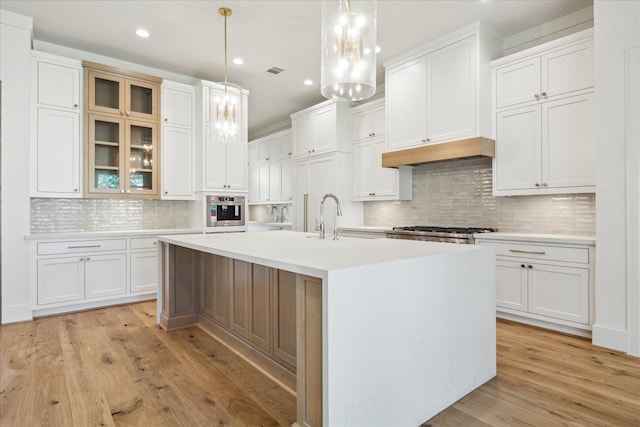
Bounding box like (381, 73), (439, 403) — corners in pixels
(156, 231), (496, 427)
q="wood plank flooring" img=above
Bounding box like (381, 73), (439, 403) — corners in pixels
(1, 301), (638, 426)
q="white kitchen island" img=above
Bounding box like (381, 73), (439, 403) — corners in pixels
(157, 231), (496, 427)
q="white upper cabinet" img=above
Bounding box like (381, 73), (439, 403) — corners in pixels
(162, 82), (193, 127)
(247, 129), (293, 204)
(492, 29), (595, 196)
(161, 80), (195, 200)
(351, 98), (385, 143)
(30, 51), (83, 198)
(291, 100), (351, 158)
(385, 26), (499, 152)
(36, 59), (81, 110)
(495, 38), (594, 109)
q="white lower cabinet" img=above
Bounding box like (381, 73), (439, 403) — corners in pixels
(477, 234), (594, 335)
(32, 234), (163, 316)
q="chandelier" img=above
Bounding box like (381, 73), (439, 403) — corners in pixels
(320, 0), (377, 102)
(211, 7), (243, 143)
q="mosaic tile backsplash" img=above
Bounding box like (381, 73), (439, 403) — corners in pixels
(364, 157), (595, 236)
(31, 198), (194, 233)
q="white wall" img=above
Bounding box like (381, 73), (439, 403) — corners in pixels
(593, 0), (640, 355)
(0, 10), (33, 323)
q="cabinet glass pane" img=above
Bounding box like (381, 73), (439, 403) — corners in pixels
(95, 170), (120, 189)
(130, 84), (153, 115)
(95, 145), (119, 167)
(94, 77), (120, 109)
(130, 171), (152, 189)
(95, 120), (120, 143)
(130, 124), (152, 146)
(129, 146), (153, 171)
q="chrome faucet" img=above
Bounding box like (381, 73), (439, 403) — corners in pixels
(319, 193), (342, 240)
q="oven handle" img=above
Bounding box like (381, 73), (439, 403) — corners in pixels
(509, 249), (546, 255)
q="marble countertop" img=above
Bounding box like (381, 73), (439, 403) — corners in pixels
(473, 232), (595, 245)
(26, 228), (202, 240)
(158, 230), (485, 277)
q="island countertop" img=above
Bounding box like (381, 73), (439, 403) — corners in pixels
(158, 230), (485, 278)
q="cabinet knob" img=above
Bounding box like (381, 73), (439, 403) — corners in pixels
(126, 189), (130, 193)
(164, 191), (168, 195)
(542, 183), (548, 187)
(74, 188), (78, 192)
(126, 111), (130, 117)
(73, 104), (78, 108)
(120, 189), (125, 193)
(421, 138), (430, 143)
(535, 183), (540, 187)
(164, 118), (168, 122)
(528, 265), (533, 269)
(312, 149), (315, 153)
(265, 157), (269, 161)
(86, 257), (91, 261)
(79, 258), (84, 262)
(371, 132), (375, 136)
(541, 92), (547, 97)
(520, 264), (525, 268)
(534, 93), (540, 99)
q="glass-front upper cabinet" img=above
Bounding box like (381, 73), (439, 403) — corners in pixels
(83, 61), (162, 198)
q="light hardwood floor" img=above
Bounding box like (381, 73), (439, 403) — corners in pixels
(1, 301), (638, 426)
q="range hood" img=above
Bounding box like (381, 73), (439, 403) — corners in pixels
(381, 137), (495, 168)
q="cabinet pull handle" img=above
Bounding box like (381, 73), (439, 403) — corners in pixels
(510, 249), (546, 255)
(68, 245), (102, 249)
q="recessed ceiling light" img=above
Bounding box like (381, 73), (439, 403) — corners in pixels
(233, 58), (244, 65)
(304, 79), (313, 86)
(136, 28), (150, 38)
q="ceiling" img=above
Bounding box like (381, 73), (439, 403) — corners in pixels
(1, 0), (592, 136)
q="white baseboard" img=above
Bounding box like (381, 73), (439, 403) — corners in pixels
(592, 323), (628, 352)
(1, 303), (33, 324)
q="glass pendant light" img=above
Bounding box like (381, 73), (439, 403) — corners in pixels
(211, 7), (243, 143)
(321, 0), (377, 102)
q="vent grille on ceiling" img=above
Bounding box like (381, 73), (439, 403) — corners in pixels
(266, 67), (284, 75)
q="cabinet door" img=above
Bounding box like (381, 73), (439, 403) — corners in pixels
(495, 259), (528, 312)
(528, 263), (589, 324)
(427, 36), (476, 143)
(202, 254), (231, 326)
(352, 108), (374, 142)
(371, 139), (398, 197)
(292, 115), (314, 157)
(37, 256), (85, 305)
(495, 105), (541, 191)
(281, 160), (293, 202)
(35, 107), (81, 196)
(85, 253), (127, 299)
(88, 69), (125, 115)
(126, 119), (158, 196)
(495, 58), (541, 109)
(371, 105), (386, 138)
(386, 56), (428, 150)
(541, 40), (594, 98)
(37, 60), (81, 110)
(249, 264), (272, 352)
(259, 164), (270, 201)
(248, 143), (260, 166)
(542, 93), (595, 189)
(272, 270), (297, 369)
(230, 260), (251, 338)
(205, 140), (228, 189)
(280, 132), (293, 159)
(130, 251), (158, 294)
(352, 141), (372, 198)
(259, 138), (271, 162)
(225, 141), (247, 190)
(269, 163), (282, 202)
(268, 137), (282, 161)
(248, 166), (260, 202)
(126, 77), (158, 121)
(313, 104), (337, 153)
(88, 114), (125, 195)
(313, 105), (336, 154)
(162, 85), (193, 127)
(162, 126), (193, 199)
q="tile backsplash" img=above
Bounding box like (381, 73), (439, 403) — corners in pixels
(364, 157), (595, 235)
(31, 198), (193, 233)
(249, 204), (292, 223)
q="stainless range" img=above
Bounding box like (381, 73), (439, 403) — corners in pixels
(385, 226), (497, 244)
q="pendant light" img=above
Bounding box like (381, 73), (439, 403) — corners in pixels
(211, 7), (243, 143)
(321, 0), (377, 102)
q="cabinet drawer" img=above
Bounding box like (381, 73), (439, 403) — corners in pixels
(478, 241), (588, 264)
(37, 239), (127, 256)
(130, 237), (159, 250)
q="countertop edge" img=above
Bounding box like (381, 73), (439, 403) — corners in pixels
(474, 232), (595, 245)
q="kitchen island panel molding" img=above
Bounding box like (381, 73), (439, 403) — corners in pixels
(157, 231), (496, 427)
